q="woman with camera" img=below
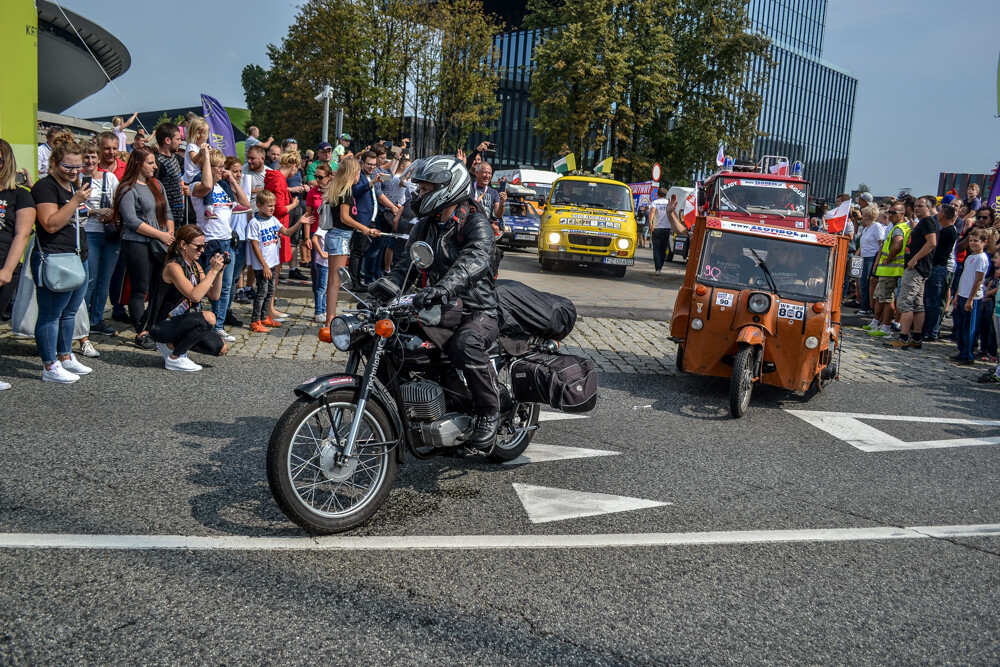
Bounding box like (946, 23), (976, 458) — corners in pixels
(29, 132), (94, 384)
(145, 224), (228, 371)
(112, 146), (175, 350)
(80, 140), (120, 340)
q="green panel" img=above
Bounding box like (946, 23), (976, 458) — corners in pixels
(0, 0), (39, 178)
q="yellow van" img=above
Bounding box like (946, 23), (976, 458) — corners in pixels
(537, 175), (638, 278)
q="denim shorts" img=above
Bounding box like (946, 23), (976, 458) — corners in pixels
(324, 228), (353, 256)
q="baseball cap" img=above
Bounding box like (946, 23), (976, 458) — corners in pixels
(317, 141), (333, 151)
(339, 133), (352, 141)
(860, 192), (873, 204)
(941, 194), (958, 205)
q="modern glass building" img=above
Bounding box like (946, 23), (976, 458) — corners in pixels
(478, 0), (857, 201)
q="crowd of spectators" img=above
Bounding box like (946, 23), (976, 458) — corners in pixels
(0, 117), (429, 387)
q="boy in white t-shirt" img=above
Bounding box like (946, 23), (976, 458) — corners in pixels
(246, 191), (311, 332)
(952, 228), (989, 365)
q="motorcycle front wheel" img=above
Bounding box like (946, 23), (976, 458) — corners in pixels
(267, 391), (398, 535)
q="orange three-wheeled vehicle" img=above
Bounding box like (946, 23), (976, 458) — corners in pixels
(670, 158), (849, 417)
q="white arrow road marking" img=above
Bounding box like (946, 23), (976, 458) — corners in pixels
(1, 524), (997, 551)
(512, 483), (669, 524)
(786, 410), (1000, 452)
(536, 411), (590, 423)
(503, 443), (619, 466)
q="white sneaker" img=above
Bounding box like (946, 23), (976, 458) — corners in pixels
(165, 354), (202, 372)
(155, 342), (172, 359)
(216, 329), (236, 343)
(80, 340), (100, 358)
(0, 380), (10, 391)
(314, 314), (327, 323)
(61, 354), (93, 375)
(42, 361), (80, 384)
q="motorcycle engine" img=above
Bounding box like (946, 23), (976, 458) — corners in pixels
(399, 380), (473, 448)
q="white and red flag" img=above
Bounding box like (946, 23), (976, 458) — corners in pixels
(768, 159), (789, 176)
(716, 144), (725, 167)
(683, 191), (698, 228)
(824, 199), (851, 234)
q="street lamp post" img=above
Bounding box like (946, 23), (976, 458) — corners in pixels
(314, 84), (333, 143)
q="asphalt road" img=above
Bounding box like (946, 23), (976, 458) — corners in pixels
(2, 347), (999, 664)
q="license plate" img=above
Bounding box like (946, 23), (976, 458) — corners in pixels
(603, 257), (634, 266)
(673, 239), (686, 251)
(514, 234), (536, 241)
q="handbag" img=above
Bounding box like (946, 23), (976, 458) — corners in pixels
(12, 236), (91, 338)
(39, 199), (87, 293)
(101, 172), (123, 240)
(133, 181), (169, 263)
(317, 202), (335, 231)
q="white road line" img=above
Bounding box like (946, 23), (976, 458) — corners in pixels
(512, 483), (668, 523)
(786, 410), (1000, 452)
(536, 411), (590, 423)
(1, 524), (997, 552)
(503, 443), (619, 465)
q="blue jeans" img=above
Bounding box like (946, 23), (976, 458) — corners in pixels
(953, 296), (981, 362)
(30, 251), (87, 364)
(651, 228), (670, 271)
(312, 261), (328, 315)
(859, 255), (876, 311)
(362, 236), (388, 283)
(922, 265), (950, 339)
(226, 240), (248, 314)
(85, 231), (121, 325)
(204, 238), (235, 329)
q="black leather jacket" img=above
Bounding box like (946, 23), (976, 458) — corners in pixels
(387, 199), (498, 316)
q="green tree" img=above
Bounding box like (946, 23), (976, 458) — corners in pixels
(857, 182), (870, 194)
(241, 64), (269, 132)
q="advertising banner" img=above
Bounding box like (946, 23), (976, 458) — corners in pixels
(628, 181), (659, 209)
(0, 0), (39, 178)
(201, 94), (237, 157)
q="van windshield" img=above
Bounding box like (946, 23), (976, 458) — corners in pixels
(551, 181), (633, 212)
(698, 230), (831, 300)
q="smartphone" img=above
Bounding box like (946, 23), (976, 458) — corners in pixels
(385, 141), (393, 149)
(390, 146), (402, 156)
(80, 175), (92, 188)
(498, 181), (506, 194)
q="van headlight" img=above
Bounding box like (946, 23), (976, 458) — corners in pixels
(331, 315), (364, 351)
(804, 336), (819, 349)
(547, 231), (561, 244)
(747, 293), (771, 314)
(691, 318), (704, 330)
(616, 238), (630, 250)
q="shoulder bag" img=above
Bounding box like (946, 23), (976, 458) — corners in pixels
(317, 202), (335, 230)
(133, 181), (169, 264)
(39, 195), (87, 292)
(101, 172), (123, 240)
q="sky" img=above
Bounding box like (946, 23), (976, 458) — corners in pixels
(59, 0), (1000, 197)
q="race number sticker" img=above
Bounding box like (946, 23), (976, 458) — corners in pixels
(777, 302), (805, 321)
(715, 292), (734, 307)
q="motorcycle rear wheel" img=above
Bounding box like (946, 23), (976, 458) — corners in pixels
(267, 391), (397, 535)
(488, 402), (540, 462)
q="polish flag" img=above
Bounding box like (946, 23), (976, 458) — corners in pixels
(824, 199), (851, 234)
(716, 145), (725, 167)
(683, 191), (698, 229)
(769, 160), (789, 176)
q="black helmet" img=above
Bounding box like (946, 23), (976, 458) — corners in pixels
(406, 155), (472, 217)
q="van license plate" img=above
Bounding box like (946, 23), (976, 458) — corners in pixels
(603, 257), (634, 265)
(515, 234), (536, 241)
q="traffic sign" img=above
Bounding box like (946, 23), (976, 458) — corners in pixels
(652, 163), (661, 181)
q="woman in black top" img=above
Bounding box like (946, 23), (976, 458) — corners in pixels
(0, 139), (36, 390)
(30, 132), (94, 384)
(145, 224), (227, 372)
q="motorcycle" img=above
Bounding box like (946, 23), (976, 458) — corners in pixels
(266, 241), (553, 535)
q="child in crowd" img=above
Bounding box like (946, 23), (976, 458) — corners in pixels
(951, 228), (989, 365)
(246, 191), (311, 332)
(980, 252), (1000, 383)
(311, 227), (329, 323)
(182, 118), (216, 219)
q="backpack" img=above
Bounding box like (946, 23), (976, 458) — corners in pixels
(510, 352), (598, 413)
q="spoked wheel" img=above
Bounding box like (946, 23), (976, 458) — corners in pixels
(266, 391), (398, 534)
(729, 345), (759, 418)
(488, 402), (540, 462)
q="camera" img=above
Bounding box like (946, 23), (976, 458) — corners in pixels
(222, 252), (232, 265)
(482, 142), (496, 159)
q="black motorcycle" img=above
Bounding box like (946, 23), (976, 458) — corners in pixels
(267, 242), (558, 535)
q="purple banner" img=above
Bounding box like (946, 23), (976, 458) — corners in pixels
(987, 163), (1000, 219)
(200, 93), (237, 157)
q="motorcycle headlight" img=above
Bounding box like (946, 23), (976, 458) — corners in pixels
(747, 293), (771, 314)
(691, 318), (704, 331)
(616, 238), (630, 250)
(331, 315), (363, 351)
(547, 231), (561, 244)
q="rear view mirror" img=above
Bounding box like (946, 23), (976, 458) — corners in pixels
(409, 241), (434, 269)
(338, 266), (352, 285)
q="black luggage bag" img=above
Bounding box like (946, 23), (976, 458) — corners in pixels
(495, 279), (577, 340)
(510, 352), (598, 413)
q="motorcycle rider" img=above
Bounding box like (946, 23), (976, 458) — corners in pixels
(373, 155), (502, 450)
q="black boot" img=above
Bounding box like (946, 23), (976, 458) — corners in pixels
(470, 412), (500, 451)
(225, 310), (243, 327)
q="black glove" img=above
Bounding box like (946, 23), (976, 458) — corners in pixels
(412, 285), (450, 311)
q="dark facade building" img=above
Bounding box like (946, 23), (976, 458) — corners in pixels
(478, 0), (857, 201)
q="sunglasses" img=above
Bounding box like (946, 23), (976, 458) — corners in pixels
(59, 161), (84, 171)
(189, 243), (205, 251)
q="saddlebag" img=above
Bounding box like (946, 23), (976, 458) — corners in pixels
(495, 279), (577, 340)
(510, 352), (598, 413)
